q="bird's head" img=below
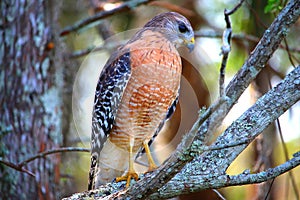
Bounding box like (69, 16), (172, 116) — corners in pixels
(144, 12), (195, 52)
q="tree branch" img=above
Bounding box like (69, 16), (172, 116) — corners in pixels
(276, 118), (300, 198)
(63, 151), (300, 200)
(0, 159), (36, 177)
(70, 31), (300, 59)
(195, 31), (300, 53)
(60, 0), (154, 36)
(18, 147), (90, 167)
(219, 0), (245, 96)
(0, 147), (90, 177)
(148, 151), (300, 199)
(62, 0), (300, 199)
(69, 40), (127, 59)
(149, 65), (300, 199)
(224, 0), (300, 104)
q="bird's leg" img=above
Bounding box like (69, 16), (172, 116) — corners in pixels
(143, 141), (157, 172)
(116, 137), (138, 187)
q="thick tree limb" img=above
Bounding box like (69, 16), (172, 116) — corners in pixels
(64, 151), (300, 200)
(63, 151), (300, 199)
(148, 151), (300, 199)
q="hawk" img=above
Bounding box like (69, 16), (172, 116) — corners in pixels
(88, 12), (194, 189)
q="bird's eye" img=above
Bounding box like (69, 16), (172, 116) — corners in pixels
(178, 23), (188, 33)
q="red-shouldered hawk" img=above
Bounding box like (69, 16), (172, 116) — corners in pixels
(88, 12), (194, 189)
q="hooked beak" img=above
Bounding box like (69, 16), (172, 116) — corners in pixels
(185, 37), (195, 52)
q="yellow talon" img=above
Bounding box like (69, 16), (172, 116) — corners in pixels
(116, 137), (139, 187)
(116, 171), (139, 187)
(143, 141), (157, 172)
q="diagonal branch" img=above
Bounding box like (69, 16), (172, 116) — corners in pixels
(148, 151), (300, 199)
(224, 0), (300, 104)
(82, 150), (300, 200)
(202, 65), (300, 171)
(60, 0), (154, 36)
(150, 65), (300, 199)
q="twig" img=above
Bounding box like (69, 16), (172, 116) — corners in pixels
(0, 159), (35, 177)
(69, 40), (127, 58)
(0, 147), (90, 177)
(264, 178), (275, 200)
(213, 189), (226, 200)
(219, 0), (245, 97)
(149, 1), (195, 17)
(284, 38), (298, 67)
(225, 0), (245, 15)
(195, 30), (300, 53)
(70, 31), (300, 59)
(276, 119), (300, 199)
(195, 31), (260, 43)
(60, 0), (154, 36)
(202, 137), (251, 152)
(244, 0), (268, 29)
(19, 147), (90, 167)
(70, 45), (99, 59)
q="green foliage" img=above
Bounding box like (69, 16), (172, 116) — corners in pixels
(264, 0), (284, 13)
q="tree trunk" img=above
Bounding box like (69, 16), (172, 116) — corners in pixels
(0, 0), (62, 199)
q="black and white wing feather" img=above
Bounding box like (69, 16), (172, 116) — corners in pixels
(88, 51), (131, 190)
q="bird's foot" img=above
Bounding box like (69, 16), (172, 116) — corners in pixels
(146, 163), (157, 172)
(116, 171), (139, 187)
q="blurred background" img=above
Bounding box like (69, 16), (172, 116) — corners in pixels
(1, 0), (299, 199)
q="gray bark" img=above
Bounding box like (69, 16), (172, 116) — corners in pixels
(150, 65), (300, 199)
(0, 0), (63, 199)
